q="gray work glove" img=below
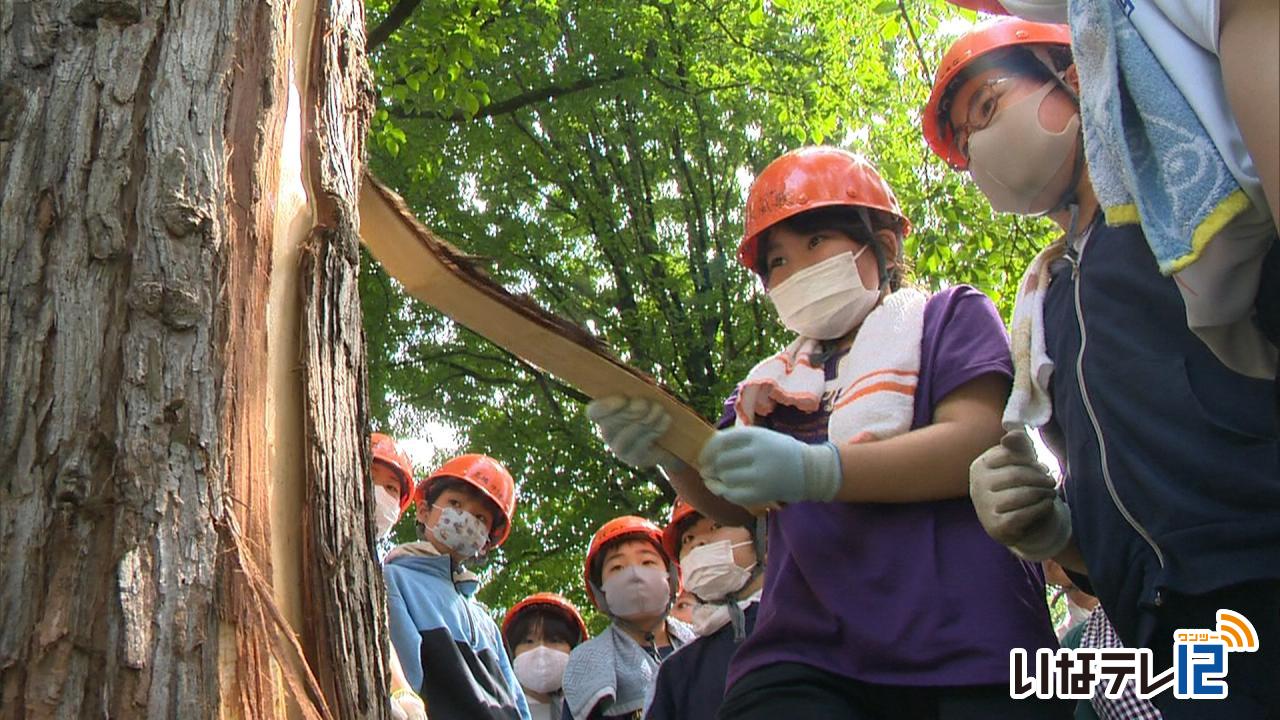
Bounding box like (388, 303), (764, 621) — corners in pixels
(587, 396), (679, 469)
(969, 430), (1072, 561)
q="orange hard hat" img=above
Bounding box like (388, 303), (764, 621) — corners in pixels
(582, 515), (677, 612)
(502, 592), (590, 646)
(923, 18), (1072, 170)
(415, 453), (518, 547)
(738, 146), (911, 275)
(944, 0), (1011, 14)
(370, 432), (414, 511)
(661, 497), (701, 560)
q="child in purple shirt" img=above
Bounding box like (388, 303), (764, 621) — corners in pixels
(588, 147), (1066, 718)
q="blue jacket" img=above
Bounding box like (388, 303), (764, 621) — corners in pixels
(645, 603), (758, 720)
(384, 550), (532, 720)
(1043, 220), (1280, 649)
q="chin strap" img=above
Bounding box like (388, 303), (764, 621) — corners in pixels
(602, 594), (674, 662)
(813, 210), (886, 366)
(1065, 202), (1081, 242)
(856, 206), (893, 289)
(1042, 139), (1087, 218)
(1028, 47), (1087, 218)
(640, 629), (662, 663)
(1063, 197), (1104, 245)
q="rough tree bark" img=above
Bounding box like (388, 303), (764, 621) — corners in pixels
(0, 1), (383, 717)
(299, 0), (387, 717)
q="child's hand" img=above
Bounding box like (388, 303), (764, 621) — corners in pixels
(587, 396), (679, 469)
(699, 426), (841, 505)
(969, 430), (1072, 561)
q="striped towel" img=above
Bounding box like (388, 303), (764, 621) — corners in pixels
(736, 288), (928, 444)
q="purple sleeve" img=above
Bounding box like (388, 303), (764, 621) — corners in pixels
(915, 286), (1013, 427)
(716, 386), (740, 430)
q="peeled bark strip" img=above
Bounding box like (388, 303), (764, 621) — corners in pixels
(298, 1), (387, 716)
(359, 176), (717, 469)
(0, 0), (377, 716)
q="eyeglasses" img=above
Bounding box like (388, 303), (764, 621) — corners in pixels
(947, 76), (1016, 160)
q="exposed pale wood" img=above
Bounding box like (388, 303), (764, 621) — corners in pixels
(358, 175), (716, 469)
(267, 3), (318, 719)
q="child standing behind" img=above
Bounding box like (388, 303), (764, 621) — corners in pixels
(561, 516), (693, 719)
(384, 454), (531, 720)
(646, 498), (764, 720)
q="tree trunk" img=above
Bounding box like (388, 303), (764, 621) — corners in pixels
(298, 0), (387, 717)
(0, 0), (381, 717)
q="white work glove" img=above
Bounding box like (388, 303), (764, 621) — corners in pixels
(587, 396), (680, 469)
(969, 430), (1072, 561)
(390, 689), (427, 720)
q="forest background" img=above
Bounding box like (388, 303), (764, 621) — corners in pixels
(360, 0), (1059, 631)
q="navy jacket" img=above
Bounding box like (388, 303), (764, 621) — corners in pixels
(645, 604), (758, 720)
(1043, 220), (1280, 649)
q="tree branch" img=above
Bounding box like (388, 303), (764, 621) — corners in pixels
(390, 67), (637, 123)
(366, 0), (424, 51)
(898, 0), (933, 87)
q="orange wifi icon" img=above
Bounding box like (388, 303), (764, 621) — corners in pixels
(1216, 610), (1259, 652)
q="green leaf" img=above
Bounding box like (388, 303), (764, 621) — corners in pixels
(460, 90), (481, 118)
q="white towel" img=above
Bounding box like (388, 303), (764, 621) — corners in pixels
(736, 289), (928, 444)
(1002, 241), (1067, 431)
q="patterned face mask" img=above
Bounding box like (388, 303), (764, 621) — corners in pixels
(427, 506), (490, 559)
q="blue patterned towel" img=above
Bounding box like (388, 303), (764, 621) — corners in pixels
(1069, 0), (1252, 274)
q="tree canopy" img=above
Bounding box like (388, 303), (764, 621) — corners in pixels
(360, 0), (1057, 630)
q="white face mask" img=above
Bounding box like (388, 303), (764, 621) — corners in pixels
(689, 602), (731, 637)
(767, 248), (880, 339)
(680, 540), (755, 601)
(427, 506), (490, 559)
(374, 486), (402, 538)
(967, 80), (1081, 216)
(600, 565), (671, 620)
(513, 645), (570, 695)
